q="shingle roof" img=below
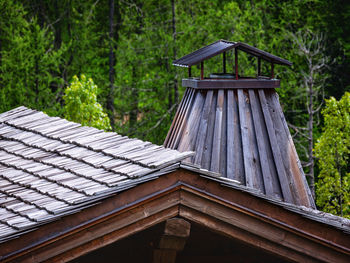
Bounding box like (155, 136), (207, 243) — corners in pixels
(172, 40), (292, 67)
(0, 106), (193, 242)
(164, 88), (315, 208)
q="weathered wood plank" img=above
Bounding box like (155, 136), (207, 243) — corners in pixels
(193, 90), (213, 165)
(179, 190), (350, 263)
(163, 218), (190, 238)
(219, 91), (227, 177)
(232, 90), (244, 182)
(258, 89), (294, 204)
(20, 193), (180, 263)
(210, 89), (224, 173)
(182, 78), (281, 89)
(153, 218), (191, 263)
(178, 90), (205, 153)
(269, 91), (314, 207)
(237, 89), (264, 190)
(226, 90), (235, 179)
(167, 88), (196, 149)
(249, 89), (281, 198)
(179, 206), (320, 263)
(201, 91), (217, 170)
(164, 88), (189, 147)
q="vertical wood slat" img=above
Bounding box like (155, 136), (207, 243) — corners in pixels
(223, 52), (226, 74)
(270, 91), (315, 208)
(226, 90), (235, 179)
(258, 89), (294, 204)
(237, 89), (249, 186)
(235, 49), (238, 80)
(264, 90), (300, 204)
(249, 90), (281, 198)
(219, 91), (227, 177)
(200, 62), (204, 80)
(193, 91), (214, 165)
(178, 91), (205, 153)
(210, 90), (224, 173)
(167, 88), (196, 149)
(239, 90), (264, 191)
(201, 91), (217, 170)
(164, 88), (189, 147)
(233, 90), (244, 182)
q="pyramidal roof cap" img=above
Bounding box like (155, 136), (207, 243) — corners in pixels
(173, 39), (292, 67)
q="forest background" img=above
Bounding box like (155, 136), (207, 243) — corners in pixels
(1, 0), (349, 217)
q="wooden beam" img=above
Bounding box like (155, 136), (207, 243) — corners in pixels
(2, 170), (349, 263)
(178, 188), (350, 263)
(163, 218), (191, 238)
(270, 62), (274, 79)
(153, 218), (191, 263)
(181, 78), (281, 89)
(6, 191), (181, 263)
(257, 57), (261, 76)
(235, 48), (238, 79)
(200, 62), (204, 80)
(180, 206), (313, 263)
(223, 52), (226, 74)
(188, 67), (191, 78)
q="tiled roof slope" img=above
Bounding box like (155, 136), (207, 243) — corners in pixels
(0, 106), (193, 242)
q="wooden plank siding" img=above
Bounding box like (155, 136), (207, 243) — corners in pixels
(164, 86), (315, 208)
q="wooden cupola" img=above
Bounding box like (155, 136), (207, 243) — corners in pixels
(165, 40), (315, 208)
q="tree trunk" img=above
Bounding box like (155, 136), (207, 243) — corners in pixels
(171, 0), (178, 105)
(307, 77), (315, 199)
(107, 0), (116, 130)
(54, 0), (62, 49)
(129, 66), (138, 134)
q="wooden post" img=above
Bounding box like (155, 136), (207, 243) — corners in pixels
(271, 62), (274, 79)
(235, 48), (238, 80)
(153, 218), (191, 263)
(258, 57), (261, 77)
(188, 67), (191, 78)
(223, 52), (226, 74)
(200, 61), (204, 80)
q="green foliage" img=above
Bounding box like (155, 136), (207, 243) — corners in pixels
(315, 92), (350, 218)
(64, 75), (111, 131)
(1, 0), (350, 215)
(0, 0), (64, 115)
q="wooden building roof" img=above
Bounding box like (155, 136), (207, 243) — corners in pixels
(0, 106), (192, 242)
(0, 107), (349, 262)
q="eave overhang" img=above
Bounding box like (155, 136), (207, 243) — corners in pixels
(0, 169), (349, 263)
